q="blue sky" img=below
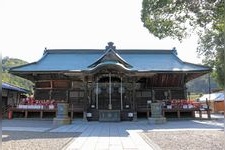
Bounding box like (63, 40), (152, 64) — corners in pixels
(1, 0), (202, 63)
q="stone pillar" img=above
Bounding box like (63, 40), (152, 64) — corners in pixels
(53, 102), (71, 125)
(151, 103), (162, 118)
(148, 102), (166, 124)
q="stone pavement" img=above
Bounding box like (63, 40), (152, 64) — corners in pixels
(54, 121), (154, 150)
(2, 114), (224, 150)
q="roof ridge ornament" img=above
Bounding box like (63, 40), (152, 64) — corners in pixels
(172, 47), (178, 55)
(105, 42), (116, 51)
(43, 47), (48, 55)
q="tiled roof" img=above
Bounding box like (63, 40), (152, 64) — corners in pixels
(2, 82), (29, 93)
(199, 92), (224, 101)
(10, 43), (210, 73)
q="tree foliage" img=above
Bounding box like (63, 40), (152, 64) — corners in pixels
(141, 0), (224, 87)
(2, 57), (34, 92)
(186, 74), (220, 94)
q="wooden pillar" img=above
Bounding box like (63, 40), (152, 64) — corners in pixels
(7, 90), (9, 106)
(49, 90), (52, 100)
(96, 78), (99, 110)
(177, 109), (180, 118)
(83, 76), (88, 121)
(16, 93), (19, 106)
(25, 110), (28, 118)
(199, 110), (202, 118)
(132, 77), (137, 121)
(71, 104), (74, 120)
(162, 109), (165, 117)
(207, 109), (211, 119)
(120, 77), (123, 111)
(109, 73), (112, 110)
(179, 75), (184, 99)
(50, 80), (53, 100)
(40, 110), (43, 118)
(192, 110), (195, 118)
(132, 77), (136, 111)
(66, 90), (69, 102)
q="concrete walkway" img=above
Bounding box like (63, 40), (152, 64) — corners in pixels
(2, 114), (224, 150)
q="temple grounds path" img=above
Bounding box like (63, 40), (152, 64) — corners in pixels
(2, 114), (224, 150)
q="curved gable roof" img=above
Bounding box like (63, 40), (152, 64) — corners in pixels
(88, 42), (133, 70)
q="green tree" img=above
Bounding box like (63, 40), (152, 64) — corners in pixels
(141, 0), (224, 87)
(186, 74), (220, 94)
(2, 57), (34, 92)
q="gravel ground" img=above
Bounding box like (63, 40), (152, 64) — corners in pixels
(141, 130), (225, 150)
(2, 131), (81, 150)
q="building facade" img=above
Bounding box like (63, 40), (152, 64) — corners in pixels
(10, 42), (211, 121)
(2, 82), (29, 118)
(2, 83), (29, 107)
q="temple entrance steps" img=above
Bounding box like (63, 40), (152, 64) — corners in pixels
(86, 109), (135, 121)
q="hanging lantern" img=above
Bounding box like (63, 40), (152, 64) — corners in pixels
(164, 91), (168, 97)
(94, 87), (101, 95)
(118, 87), (125, 93)
(106, 87), (114, 94)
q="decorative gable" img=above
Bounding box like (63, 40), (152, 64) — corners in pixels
(88, 42), (133, 69)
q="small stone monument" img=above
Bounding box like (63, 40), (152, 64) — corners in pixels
(148, 102), (166, 124)
(53, 102), (71, 125)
